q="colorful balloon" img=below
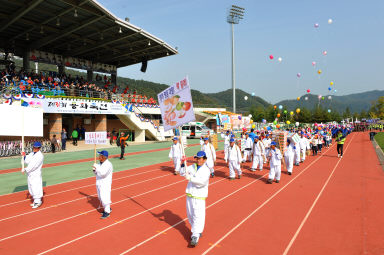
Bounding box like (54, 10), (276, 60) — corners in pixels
(305, 97), (308, 100)
(251, 92), (255, 96)
(318, 95), (322, 99)
(278, 105), (283, 110)
(263, 126), (267, 130)
(307, 89), (311, 93)
(238, 115), (242, 120)
(322, 96), (325, 100)
(334, 89), (337, 93)
(262, 119), (267, 124)
(328, 19), (333, 24)
(296, 108), (301, 114)
(250, 119), (253, 123)
(328, 96), (332, 100)
(276, 124), (280, 129)
(269, 55), (274, 60)
(328, 109), (331, 113)
(273, 120), (277, 125)
(322, 50), (327, 56)
(297, 73), (302, 78)
(314, 23), (319, 28)
(330, 81), (334, 86)
(244, 96), (248, 100)
(252, 124), (256, 129)
(273, 105), (277, 109)
(290, 111), (294, 115)
(295, 122), (299, 127)
(297, 97), (300, 101)
(286, 120), (291, 124)
(318, 69), (322, 74)
(278, 57), (282, 62)
(277, 113), (281, 118)
(328, 87), (332, 91)
(283, 110), (287, 114)
(312, 61), (316, 66)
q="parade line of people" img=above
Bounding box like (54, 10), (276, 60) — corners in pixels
(21, 123), (352, 247)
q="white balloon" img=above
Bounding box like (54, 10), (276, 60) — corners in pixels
(328, 96), (332, 100)
(328, 18), (333, 24)
(305, 97), (308, 100)
(278, 57), (282, 62)
(244, 96), (248, 101)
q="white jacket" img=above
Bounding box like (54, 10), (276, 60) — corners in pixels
(263, 138), (271, 149)
(284, 143), (295, 157)
(299, 137), (308, 150)
(184, 163), (211, 198)
(202, 143), (216, 162)
(225, 144), (242, 163)
(252, 141), (265, 156)
(268, 148), (283, 167)
(169, 142), (183, 159)
(224, 135), (230, 146)
(244, 137), (253, 149)
(94, 159), (113, 186)
(24, 151), (44, 176)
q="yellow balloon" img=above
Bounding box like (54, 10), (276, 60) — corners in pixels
(286, 121), (291, 125)
(296, 108), (301, 113)
(290, 111), (294, 115)
(297, 97), (300, 101)
(318, 69), (322, 74)
(252, 124), (256, 129)
(330, 81), (334, 85)
(250, 119), (253, 123)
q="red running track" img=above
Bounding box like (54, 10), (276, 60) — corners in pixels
(0, 132), (383, 255)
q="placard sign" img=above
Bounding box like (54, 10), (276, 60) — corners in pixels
(85, 132), (108, 144)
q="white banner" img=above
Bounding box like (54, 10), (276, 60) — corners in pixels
(85, 132), (108, 144)
(21, 98), (129, 115)
(0, 105), (43, 136)
(157, 77), (195, 132)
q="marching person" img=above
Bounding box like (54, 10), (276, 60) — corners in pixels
(201, 137), (216, 178)
(22, 141), (44, 209)
(61, 128), (67, 150)
(284, 139), (295, 175)
(169, 137), (183, 175)
(294, 140), (301, 166)
(311, 135), (319, 156)
(119, 132), (130, 160)
(92, 150), (113, 219)
(223, 131), (231, 160)
(180, 151), (211, 247)
(299, 133), (308, 163)
(267, 141), (283, 184)
(336, 130), (346, 158)
(242, 133), (253, 163)
(251, 136), (265, 171)
(262, 134), (272, 158)
(225, 138), (242, 180)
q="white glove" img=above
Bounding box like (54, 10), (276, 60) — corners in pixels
(21, 169), (25, 173)
(185, 170), (191, 181)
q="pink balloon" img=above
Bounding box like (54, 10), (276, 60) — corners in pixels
(322, 50), (327, 56)
(312, 61), (316, 66)
(269, 55), (274, 60)
(307, 89), (310, 93)
(297, 73), (301, 78)
(314, 23), (319, 28)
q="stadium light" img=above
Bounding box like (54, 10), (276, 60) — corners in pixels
(40, 26), (44, 34)
(227, 5), (245, 113)
(119, 27), (122, 33)
(74, 9), (78, 18)
(56, 18), (60, 26)
(148, 41), (151, 46)
(26, 33), (29, 41)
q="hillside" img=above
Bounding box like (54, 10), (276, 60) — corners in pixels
(276, 90), (384, 113)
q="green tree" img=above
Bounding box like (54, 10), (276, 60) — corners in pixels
(343, 107), (352, 119)
(369, 96), (384, 119)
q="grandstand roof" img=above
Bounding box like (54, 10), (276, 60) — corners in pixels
(0, 0), (177, 68)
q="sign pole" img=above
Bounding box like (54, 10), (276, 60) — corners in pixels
(179, 126), (187, 168)
(94, 144), (97, 164)
(21, 107), (25, 174)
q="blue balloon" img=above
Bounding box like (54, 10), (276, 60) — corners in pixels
(328, 87), (331, 91)
(267, 126), (271, 130)
(251, 92), (255, 96)
(278, 105), (283, 110)
(334, 89), (337, 93)
(328, 109), (331, 113)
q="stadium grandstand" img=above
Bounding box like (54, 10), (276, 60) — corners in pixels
(0, 0), (182, 142)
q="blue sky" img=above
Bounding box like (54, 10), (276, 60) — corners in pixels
(99, 0), (384, 103)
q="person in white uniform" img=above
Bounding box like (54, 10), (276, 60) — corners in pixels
(223, 131), (231, 161)
(299, 133), (308, 162)
(169, 137), (183, 175)
(92, 150), (113, 219)
(251, 136), (265, 171)
(180, 151), (211, 247)
(22, 141), (44, 209)
(225, 138), (242, 180)
(284, 139), (295, 175)
(267, 141), (283, 184)
(201, 137), (216, 178)
(242, 133), (253, 163)
(262, 134), (272, 160)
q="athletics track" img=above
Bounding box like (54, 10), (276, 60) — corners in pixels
(0, 132), (383, 254)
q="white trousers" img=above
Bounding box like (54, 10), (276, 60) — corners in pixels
(97, 183), (111, 213)
(224, 144), (229, 160)
(294, 150), (301, 164)
(228, 160), (242, 178)
(206, 159), (214, 174)
(173, 157), (181, 173)
(252, 155), (263, 170)
(301, 149), (306, 161)
(284, 154), (294, 173)
(269, 164), (281, 181)
(186, 196), (206, 238)
(27, 172), (43, 203)
(243, 150), (252, 162)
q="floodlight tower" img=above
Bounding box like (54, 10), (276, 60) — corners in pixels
(227, 5), (245, 113)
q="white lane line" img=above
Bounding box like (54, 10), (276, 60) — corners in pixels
(0, 173), (171, 222)
(282, 134), (355, 255)
(201, 141), (340, 255)
(0, 179), (186, 243)
(0, 168), (162, 208)
(119, 173), (270, 254)
(36, 176), (228, 255)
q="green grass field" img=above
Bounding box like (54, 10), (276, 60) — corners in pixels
(0, 139), (223, 195)
(374, 132), (384, 151)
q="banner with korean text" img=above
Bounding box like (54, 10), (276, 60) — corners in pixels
(85, 132), (108, 144)
(157, 77), (195, 132)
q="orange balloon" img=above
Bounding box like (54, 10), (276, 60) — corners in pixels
(264, 126), (267, 130)
(273, 105), (277, 109)
(277, 113), (281, 118)
(318, 126), (322, 130)
(276, 124), (280, 129)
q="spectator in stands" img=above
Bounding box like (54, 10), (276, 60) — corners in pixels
(119, 132), (130, 160)
(61, 128), (67, 150)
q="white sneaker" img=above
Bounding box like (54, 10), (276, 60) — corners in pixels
(32, 202), (42, 209)
(338, 154), (340, 158)
(340, 156), (343, 159)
